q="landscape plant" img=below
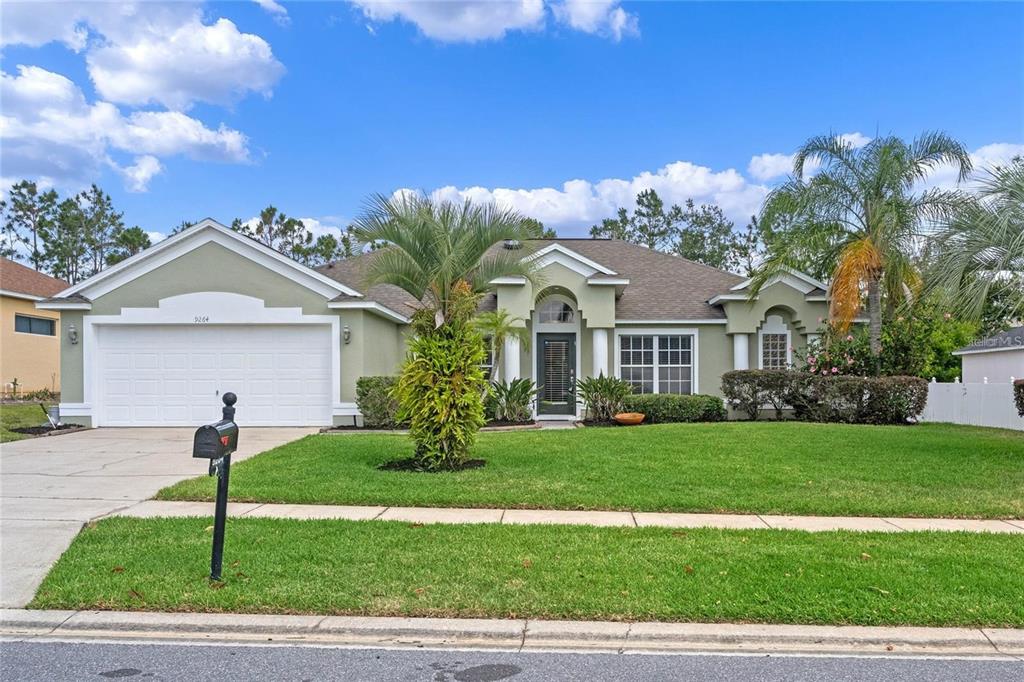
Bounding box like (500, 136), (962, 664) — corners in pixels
(620, 393), (726, 423)
(576, 374), (633, 422)
(473, 309), (529, 382)
(354, 376), (403, 428)
(352, 194), (542, 470)
(753, 132), (972, 359)
(487, 378), (538, 423)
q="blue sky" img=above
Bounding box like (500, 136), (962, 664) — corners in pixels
(2, 1), (1022, 241)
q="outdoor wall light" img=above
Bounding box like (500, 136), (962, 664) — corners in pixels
(343, 325), (351, 344)
(67, 323), (79, 345)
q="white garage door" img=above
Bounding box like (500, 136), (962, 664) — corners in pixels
(96, 324), (333, 426)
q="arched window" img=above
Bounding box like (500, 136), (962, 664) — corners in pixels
(538, 299), (575, 324)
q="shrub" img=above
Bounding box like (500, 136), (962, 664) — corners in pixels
(393, 283), (488, 470)
(576, 374), (632, 422)
(487, 378), (538, 423)
(722, 370), (928, 425)
(721, 370), (788, 420)
(621, 393), (726, 423)
(1014, 379), (1024, 418)
(355, 376), (403, 428)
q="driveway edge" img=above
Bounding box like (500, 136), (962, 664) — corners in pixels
(2, 609), (1021, 658)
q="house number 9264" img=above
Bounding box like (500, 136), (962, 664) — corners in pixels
(194, 315), (210, 323)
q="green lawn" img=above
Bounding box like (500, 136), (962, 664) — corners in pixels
(158, 422), (1024, 519)
(31, 517), (1024, 627)
(0, 402), (49, 442)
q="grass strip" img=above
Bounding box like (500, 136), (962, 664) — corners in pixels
(31, 517), (1024, 627)
(158, 422), (1024, 518)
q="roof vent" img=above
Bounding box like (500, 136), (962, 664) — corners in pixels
(503, 239), (522, 250)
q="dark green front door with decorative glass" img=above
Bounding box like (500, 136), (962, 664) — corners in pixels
(537, 333), (576, 415)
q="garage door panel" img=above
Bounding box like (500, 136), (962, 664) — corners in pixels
(97, 324), (333, 426)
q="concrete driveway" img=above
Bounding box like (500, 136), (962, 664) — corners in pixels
(0, 427), (315, 608)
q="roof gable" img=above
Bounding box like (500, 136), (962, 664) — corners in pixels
(53, 219), (361, 304)
(527, 243), (617, 276)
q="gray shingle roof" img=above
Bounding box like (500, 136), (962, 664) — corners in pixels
(523, 239), (744, 320)
(320, 238), (746, 322)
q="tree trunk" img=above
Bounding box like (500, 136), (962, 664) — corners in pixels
(867, 276), (882, 361)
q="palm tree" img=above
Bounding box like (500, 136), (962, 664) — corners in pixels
(351, 193), (542, 327)
(926, 158), (1024, 323)
(474, 309), (530, 382)
(751, 132), (972, 356)
(351, 194), (542, 471)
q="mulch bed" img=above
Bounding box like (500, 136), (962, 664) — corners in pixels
(321, 420), (537, 434)
(11, 424), (87, 437)
(378, 457), (487, 473)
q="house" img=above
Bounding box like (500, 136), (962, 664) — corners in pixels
(952, 326), (1024, 384)
(1, 257), (69, 395)
(37, 219), (830, 426)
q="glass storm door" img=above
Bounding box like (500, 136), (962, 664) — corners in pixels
(538, 333), (576, 415)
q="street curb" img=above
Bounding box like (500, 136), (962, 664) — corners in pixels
(2, 609), (1022, 658)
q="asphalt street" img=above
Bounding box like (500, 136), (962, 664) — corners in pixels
(1, 640), (1022, 682)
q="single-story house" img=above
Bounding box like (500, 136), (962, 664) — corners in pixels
(37, 219), (831, 427)
(1, 257), (69, 395)
(952, 326), (1024, 384)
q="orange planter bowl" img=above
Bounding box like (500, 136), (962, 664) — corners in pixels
(613, 412), (646, 426)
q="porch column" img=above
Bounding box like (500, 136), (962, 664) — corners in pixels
(732, 333), (750, 370)
(592, 328), (609, 378)
(503, 335), (521, 380)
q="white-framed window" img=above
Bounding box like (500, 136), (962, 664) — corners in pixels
(616, 330), (697, 394)
(758, 314), (792, 370)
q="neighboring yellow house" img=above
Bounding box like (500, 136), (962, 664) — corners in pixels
(1, 257), (69, 396)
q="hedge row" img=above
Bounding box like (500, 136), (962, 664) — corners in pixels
(621, 393), (727, 423)
(721, 370), (929, 425)
(1015, 378), (1024, 418)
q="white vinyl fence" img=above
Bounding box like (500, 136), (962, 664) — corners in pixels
(920, 380), (1023, 431)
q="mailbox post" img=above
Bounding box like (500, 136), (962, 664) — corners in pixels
(192, 393), (239, 581)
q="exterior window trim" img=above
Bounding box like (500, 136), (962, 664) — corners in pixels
(613, 327), (699, 394)
(758, 315), (792, 369)
(14, 313), (57, 337)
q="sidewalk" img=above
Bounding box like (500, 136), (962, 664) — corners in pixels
(112, 500), (1024, 534)
(3, 609), (1022, 659)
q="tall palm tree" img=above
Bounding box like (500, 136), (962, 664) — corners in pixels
(351, 193), (542, 327)
(926, 158), (1024, 323)
(751, 132), (972, 356)
(474, 309), (530, 382)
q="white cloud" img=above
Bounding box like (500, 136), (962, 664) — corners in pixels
(351, 0), (638, 42)
(399, 159), (769, 234)
(552, 0), (638, 41)
(923, 142), (1024, 192)
(352, 0), (546, 42)
(117, 155), (163, 193)
(0, 65), (250, 192)
(747, 132), (872, 181)
(87, 15), (285, 110)
(747, 153), (795, 183)
(1, 2), (285, 111)
(254, 0), (290, 26)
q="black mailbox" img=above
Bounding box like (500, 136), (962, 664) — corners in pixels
(192, 420), (238, 459)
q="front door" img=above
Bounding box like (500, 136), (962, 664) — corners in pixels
(537, 333), (576, 415)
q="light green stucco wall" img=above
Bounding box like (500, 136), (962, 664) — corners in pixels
(59, 241), (407, 425)
(721, 282), (829, 335)
(496, 262), (616, 329)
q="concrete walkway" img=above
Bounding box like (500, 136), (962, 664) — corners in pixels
(113, 500), (1024, 534)
(0, 427), (316, 608)
(3, 609), (1023, 659)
